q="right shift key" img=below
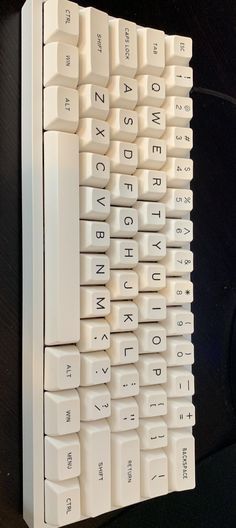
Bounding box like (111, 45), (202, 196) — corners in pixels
(166, 429), (195, 491)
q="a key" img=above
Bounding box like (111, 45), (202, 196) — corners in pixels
(80, 286), (110, 318)
(135, 232), (166, 261)
(79, 7), (109, 86)
(138, 417), (168, 450)
(107, 332), (139, 365)
(45, 433), (80, 481)
(44, 42), (79, 88)
(107, 140), (138, 174)
(134, 293), (166, 322)
(136, 354), (167, 386)
(108, 206), (138, 238)
(137, 106), (166, 138)
(80, 351), (110, 386)
(45, 478), (80, 526)
(80, 254), (110, 285)
(108, 75), (138, 109)
(107, 239), (139, 269)
(165, 35), (192, 66)
(106, 301), (139, 332)
(80, 220), (110, 252)
(165, 337), (194, 366)
(80, 187), (110, 220)
(164, 157), (193, 188)
(134, 323), (166, 354)
(165, 367), (194, 397)
(44, 0), (80, 46)
(137, 28), (165, 75)
(136, 263), (166, 292)
(79, 153), (110, 188)
(163, 126), (193, 157)
(134, 201), (165, 231)
(78, 118), (110, 154)
(109, 18), (137, 77)
(80, 420), (111, 516)
(161, 278), (193, 305)
(44, 345), (80, 391)
(162, 248), (194, 276)
(107, 365), (139, 398)
(162, 219), (193, 247)
(136, 386), (167, 418)
(111, 431), (140, 506)
(163, 96), (193, 126)
(167, 399), (195, 428)
(136, 74), (165, 106)
(136, 169), (166, 200)
(137, 137), (166, 170)
(107, 270), (139, 300)
(108, 108), (138, 142)
(162, 188), (193, 218)
(141, 450), (168, 498)
(164, 65), (193, 96)
(108, 398), (139, 432)
(162, 307), (194, 336)
(44, 86), (79, 132)
(79, 384), (111, 421)
(79, 84), (109, 119)
(44, 389), (80, 436)
(166, 430), (195, 491)
(79, 318), (110, 352)
(107, 173), (138, 206)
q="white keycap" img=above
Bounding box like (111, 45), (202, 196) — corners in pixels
(108, 108), (138, 142)
(79, 384), (111, 420)
(135, 293), (166, 322)
(109, 18), (137, 77)
(108, 75), (138, 109)
(137, 75), (165, 106)
(136, 263), (166, 291)
(163, 126), (193, 157)
(136, 386), (167, 418)
(166, 430), (195, 491)
(107, 270), (139, 300)
(163, 96), (193, 126)
(80, 187), (110, 220)
(136, 169), (166, 200)
(162, 219), (193, 247)
(162, 249), (193, 276)
(134, 323), (166, 354)
(134, 201), (165, 231)
(167, 399), (195, 428)
(141, 450), (168, 498)
(79, 153), (110, 188)
(162, 307), (194, 336)
(137, 106), (166, 138)
(138, 417), (168, 450)
(135, 232), (166, 261)
(137, 137), (166, 170)
(107, 239), (139, 268)
(162, 188), (193, 218)
(44, 0), (79, 46)
(44, 345), (80, 391)
(107, 173), (138, 206)
(111, 431), (140, 506)
(79, 7), (109, 86)
(44, 42), (79, 88)
(107, 365), (139, 398)
(44, 389), (80, 436)
(108, 206), (138, 237)
(107, 332), (139, 365)
(78, 118), (110, 154)
(80, 286), (110, 318)
(106, 301), (138, 332)
(45, 433), (80, 481)
(164, 157), (193, 188)
(44, 86), (79, 132)
(79, 84), (109, 119)
(165, 367), (194, 397)
(164, 65), (193, 96)
(136, 354), (167, 386)
(45, 478), (80, 526)
(80, 220), (110, 252)
(44, 132), (79, 346)
(165, 35), (192, 66)
(80, 254), (110, 285)
(80, 351), (110, 386)
(166, 337), (194, 366)
(80, 420), (111, 516)
(137, 28), (165, 75)
(107, 141), (138, 174)
(162, 278), (193, 305)
(108, 398), (139, 431)
(79, 318), (110, 352)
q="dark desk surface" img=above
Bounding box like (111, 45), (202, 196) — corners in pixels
(1, 0), (236, 527)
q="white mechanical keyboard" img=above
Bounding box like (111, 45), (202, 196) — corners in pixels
(22, 0), (194, 526)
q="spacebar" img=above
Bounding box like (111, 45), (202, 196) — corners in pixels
(44, 131), (80, 346)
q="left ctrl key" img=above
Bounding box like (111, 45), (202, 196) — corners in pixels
(45, 478), (81, 526)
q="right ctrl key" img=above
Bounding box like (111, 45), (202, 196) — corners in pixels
(166, 429), (195, 491)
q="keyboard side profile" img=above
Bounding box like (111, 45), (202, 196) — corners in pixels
(22, 0), (194, 526)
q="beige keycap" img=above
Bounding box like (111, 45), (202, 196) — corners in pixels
(166, 399), (195, 428)
(45, 433), (80, 481)
(162, 219), (193, 247)
(165, 35), (192, 66)
(44, 389), (80, 436)
(141, 450), (168, 498)
(137, 75), (165, 106)
(107, 365), (139, 398)
(44, 42), (79, 88)
(107, 141), (138, 174)
(137, 106), (166, 138)
(136, 169), (166, 200)
(165, 367), (194, 397)
(163, 96), (193, 126)
(165, 337), (194, 366)
(107, 270), (139, 300)
(80, 254), (110, 285)
(79, 318), (110, 352)
(107, 332), (139, 365)
(134, 323), (166, 354)
(79, 153), (110, 188)
(166, 430), (195, 491)
(134, 293), (166, 322)
(136, 263), (166, 292)
(162, 249), (193, 276)
(80, 351), (110, 386)
(161, 278), (193, 305)
(80, 220), (110, 252)
(164, 157), (193, 188)
(78, 118), (110, 154)
(109, 18), (137, 77)
(138, 417), (168, 450)
(44, 86), (79, 132)
(108, 397), (139, 432)
(136, 386), (167, 418)
(162, 307), (194, 336)
(164, 65), (193, 96)
(108, 206), (138, 238)
(44, 0), (80, 46)
(108, 75), (138, 109)
(134, 201), (165, 231)
(136, 354), (167, 386)
(107, 173), (138, 206)
(106, 301), (139, 332)
(163, 126), (193, 157)
(137, 137), (166, 169)
(80, 286), (110, 318)
(79, 384), (111, 421)
(45, 478), (80, 526)
(111, 431), (140, 506)
(107, 239), (139, 269)
(44, 345), (80, 391)
(80, 187), (110, 220)
(79, 84), (109, 119)
(137, 28), (165, 75)
(135, 232), (166, 261)
(79, 7), (109, 86)
(108, 108), (138, 142)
